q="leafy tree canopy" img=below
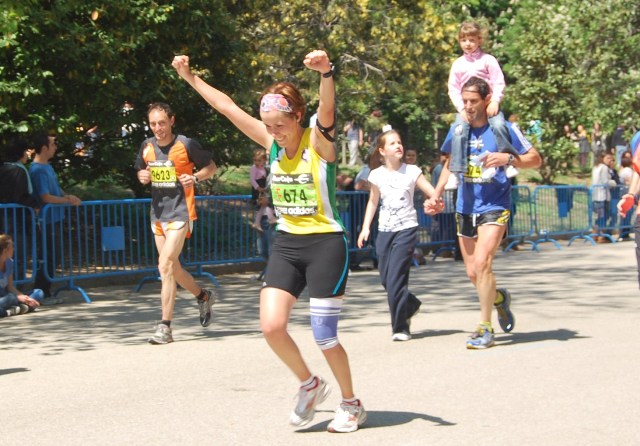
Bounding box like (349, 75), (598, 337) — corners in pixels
(2, 0), (640, 188)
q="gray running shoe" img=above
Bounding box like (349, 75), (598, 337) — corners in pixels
(19, 304), (30, 314)
(148, 323), (173, 345)
(42, 296), (64, 306)
(494, 288), (515, 333)
(197, 288), (217, 327)
(289, 377), (331, 427)
(466, 325), (495, 349)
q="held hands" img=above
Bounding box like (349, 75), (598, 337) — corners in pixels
(423, 197), (444, 216)
(303, 50), (331, 74)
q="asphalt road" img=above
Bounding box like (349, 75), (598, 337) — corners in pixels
(2, 240), (638, 446)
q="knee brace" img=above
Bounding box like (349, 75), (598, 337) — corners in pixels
(310, 297), (342, 350)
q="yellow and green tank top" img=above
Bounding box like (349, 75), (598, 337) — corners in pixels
(268, 128), (345, 234)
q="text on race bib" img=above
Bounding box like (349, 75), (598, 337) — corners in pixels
(271, 173), (318, 216)
(149, 160), (178, 188)
(464, 163), (492, 184)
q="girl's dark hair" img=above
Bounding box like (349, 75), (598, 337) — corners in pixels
(5, 136), (29, 162)
(369, 129), (400, 169)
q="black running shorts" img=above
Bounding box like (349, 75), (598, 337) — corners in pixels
(456, 210), (511, 238)
(264, 231), (349, 298)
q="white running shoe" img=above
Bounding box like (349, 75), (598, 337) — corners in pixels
(6, 306), (21, 316)
(392, 332), (411, 341)
(328, 400), (367, 433)
(289, 377), (330, 427)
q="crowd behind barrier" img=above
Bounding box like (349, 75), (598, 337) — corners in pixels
(0, 184), (635, 302)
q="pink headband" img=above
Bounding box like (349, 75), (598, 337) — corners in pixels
(260, 94), (293, 113)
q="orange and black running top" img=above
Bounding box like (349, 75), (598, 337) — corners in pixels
(134, 135), (212, 222)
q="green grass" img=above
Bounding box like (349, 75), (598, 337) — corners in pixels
(209, 165), (252, 195)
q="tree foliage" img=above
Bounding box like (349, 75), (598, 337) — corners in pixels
(2, 0), (640, 189)
(1, 0), (249, 195)
(496, 0), (640, 183)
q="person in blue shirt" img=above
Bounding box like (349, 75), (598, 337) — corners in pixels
(29, 132), (82, 300)
(432, 77), (541, 349)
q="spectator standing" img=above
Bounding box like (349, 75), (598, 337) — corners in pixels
(617, 157), (634, 241)
(0, 137), (39, 209)
(0, 136), (40, 281)
(591, 153), (616, 241)
(403, 148), (418, 167)
(250, 148), (268, 205)
(0, 234), (43, 317)
(135, 102), (218, 344)
(29, 133), (82, 302)
(611, 123), (628, 167)
(577, 124), (591, 169)
(607, 153), (622, 236)
(343, 118), (363, 167)
(591, 122), (606, 158)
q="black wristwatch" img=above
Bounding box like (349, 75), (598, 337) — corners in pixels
(322, 63), (335, 78)
(507, 154), (515, 165)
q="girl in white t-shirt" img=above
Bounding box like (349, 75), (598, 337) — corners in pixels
(357, 130), (440, 341)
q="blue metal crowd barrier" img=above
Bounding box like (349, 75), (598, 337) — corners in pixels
(337, 190), (376, 263)
(588, 184), (634, 243)
(38, 199), (159, 302)
(422, 189), (457, 259)
(532, 185), (592, 250)
(1, 184), (635, 303)
(504, 185), (536, 251)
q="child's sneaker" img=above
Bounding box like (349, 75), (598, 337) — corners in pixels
(328, 400), (367, 433)
(506, 165), (519, 178)
(289, 376), (330, 427)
